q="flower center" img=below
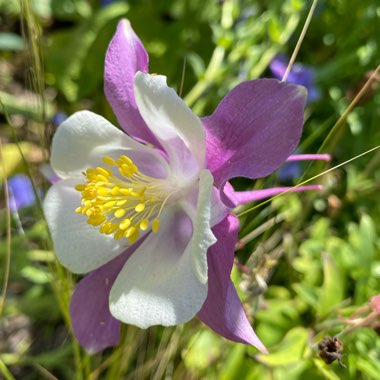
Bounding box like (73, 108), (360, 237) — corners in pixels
(75, 155), (173, 243)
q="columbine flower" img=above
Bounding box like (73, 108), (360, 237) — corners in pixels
(270, 54), (320, 103)
(43, 19), (322, 354)
(8, 174), (36, 213)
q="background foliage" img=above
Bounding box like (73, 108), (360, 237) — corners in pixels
(0, 0), (379, 379)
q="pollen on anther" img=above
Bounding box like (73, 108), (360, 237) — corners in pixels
(119, 218), (131, 230)
(75, 184), (86, 191)
(139, 219), (149, 231)
(96, 174), (109, 183)
(102, 201), (116, 210)
(135, 203), (145, 213)
(119, 188), (131, 196)
(96, 167), (112, 177)
(114, 229), (125, 240)
(152, 218), (160, 233)
(125, 226), (138, 238)
(102, 156), (116, 166)
(119, 155), (133, 165)
(127, 232), (139, 244)
(114, 208), (126, 218)
(97, 188), (111, 196)
(111, 187), (120, 196)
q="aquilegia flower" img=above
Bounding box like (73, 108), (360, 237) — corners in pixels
(43, 20), (323, 354)
(270, 54), (320, 103)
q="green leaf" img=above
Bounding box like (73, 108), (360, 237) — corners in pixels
(268, 17), (281, 43)
(183, 330), (221, 371)
(31, 0), (52, 19)
(292, 283), (319, 309)
(219, 345), (246, 380)
(0, 358), (16, 380)
(20, 266), (52, 284)
(31, 0), (92, 20)
(27, 250), (55, 262)
(45, 3), (129, 101)
(355, 356), (380, 378)
(255, 297), (303, 347)
(312, 359), (341, 380)
(50, 0), (91, 20)
(255, 327), (310, 367)
(186, 52), (206, 79)
(318, 253), (344, 316)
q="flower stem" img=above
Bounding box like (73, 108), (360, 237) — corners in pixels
(282, 0), (319, 82)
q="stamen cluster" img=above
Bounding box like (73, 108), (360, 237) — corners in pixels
(75, 155), (167, 243)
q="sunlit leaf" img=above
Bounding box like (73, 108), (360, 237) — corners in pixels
(182, 330), (221, 371)
(317, 253), (344, 316)
(255, 327), (310, 367)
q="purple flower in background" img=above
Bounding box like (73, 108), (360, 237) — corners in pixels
(270, 54), (320, 103)
(8, 174), (36, 213)
(51, 112), (68, 128)
(43, 19), (325, 354)
(278, 161), (302, 183)
(278, 153), (331, 183)
(100, 0), (116, 7)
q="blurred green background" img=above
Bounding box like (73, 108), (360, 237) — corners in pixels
(0, 0), (379, 379)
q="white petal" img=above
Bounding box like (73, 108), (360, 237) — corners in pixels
(43, 179), (129, 274)
(109, 170), (216, 327)
(51, 110), (168, 179)
(39, 163), (60, 184)
(189, 170), (217, 283)
(134, 72), (206, 176)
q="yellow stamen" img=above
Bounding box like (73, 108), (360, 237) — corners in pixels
(135, 203), (145, 213)
(97, 188), (111, 196)
(152, 219), (160, 233)
(103, 201), (116, 210)
(119, 218), (131, 230)
(102, 156), (116, 166)
(111, 187), (120, 196)
(127, 231), (139, 244)
(124, 226), (137, 238)
(96, 167), (112, 177)
(114, 208), (126, 218)
(114, 229), (125, 240)
(139, 219), (149, 231)
(74, 154), (171, 240)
